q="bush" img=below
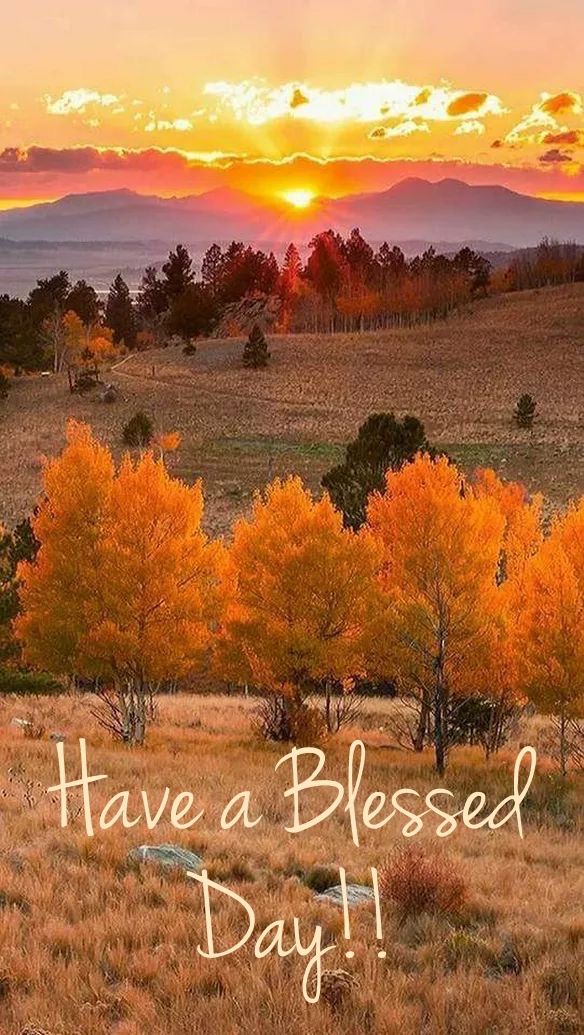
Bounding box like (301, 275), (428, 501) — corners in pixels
(514, 393), (536, 430)
(122, 411), (153, 447)
(0, 667), (60, 695)
(252, 694), (325, 744)
(243, 323), (270, 369)
(439, 929), (496, 970)
(378, 844), (467, 921)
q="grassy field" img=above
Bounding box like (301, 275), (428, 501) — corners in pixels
(0, 693), (582, 1035)
(0, 283), (583, 534)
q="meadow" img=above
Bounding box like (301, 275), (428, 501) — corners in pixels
(0, 283), (583, 534)
(0, 282), (583, 1035)
(0, 694), (583, 1035)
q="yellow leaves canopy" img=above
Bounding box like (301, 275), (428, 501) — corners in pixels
(217, 476), (382, 693)
(16, 421), (223, 686)
(367, 454), (507, 694)
(517, 500), (584, 716)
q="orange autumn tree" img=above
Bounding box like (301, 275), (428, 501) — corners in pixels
(467, 468), (544, 755)
(16, 421), (223, 744)
(517, 499), (584, 774)
(367, 454), (506, 774)
(62, 311), (121, 390)
(216, 476), (382, 739)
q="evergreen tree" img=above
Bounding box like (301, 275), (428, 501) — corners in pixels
(161, 244), (194, 302)
(166, 283), (218, 340)
(122, 411), (154, 447)
(67, 279), (100, 325)
(201, 243), (224, 297)
(243, 323), (270, 369)
(137, 265), (168, 319)
(514, 393), (536, 430)
(106, 274), (136, 347)
(322, 412), (436, 530)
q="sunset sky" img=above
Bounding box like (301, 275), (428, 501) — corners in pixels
(1, 0), (583, 208)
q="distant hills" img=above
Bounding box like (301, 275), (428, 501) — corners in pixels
(0, 176), (583, 249)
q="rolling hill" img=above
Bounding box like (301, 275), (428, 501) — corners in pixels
(1, 178), (583, 247)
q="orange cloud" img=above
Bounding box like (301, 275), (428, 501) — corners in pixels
(539, 147), (572, 164)
(540, 91), (582, 116)
(446, 92), (489, 117)
(542, 129), (582, 146)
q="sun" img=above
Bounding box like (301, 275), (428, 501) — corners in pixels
(281, 188), (315, 209)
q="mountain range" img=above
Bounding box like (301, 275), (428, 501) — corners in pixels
(1, 178), (583, 248)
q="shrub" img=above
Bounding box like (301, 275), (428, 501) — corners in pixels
(243, 323), (270, 369)
(439, 929), (496, 970)
(314, 969), (359, 1011)
(0, 667), (60, 695)
(514, 393), (536, 430)
(252, 694), (325, 744)
(299, 864), (341, 893)
(122, 411), (153, 447)
(378, 844), (467, 921)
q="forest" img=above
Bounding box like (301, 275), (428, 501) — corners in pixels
(2, 421), (582, 778)
(1, 233), (583, 387)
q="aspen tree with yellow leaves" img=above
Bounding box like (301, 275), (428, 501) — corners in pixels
(517, 499), (584, 774)
(367, 454), (507, 774)
(15, 421), (223, 744)
(216, 476), (382, 740)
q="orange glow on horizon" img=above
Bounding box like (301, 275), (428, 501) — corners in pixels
(0, 197), (52, 211)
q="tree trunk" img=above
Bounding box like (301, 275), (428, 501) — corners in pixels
(433, 636), (447, 777)
(559, 704), (567, 777)
(413, 689), (431, 751)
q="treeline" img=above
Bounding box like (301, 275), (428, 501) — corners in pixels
(494, 238), (584, 292)
(6, 420), (583, 775)
(2, 233), (584, 380)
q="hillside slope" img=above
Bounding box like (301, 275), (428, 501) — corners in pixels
(1, 283), (582, 534)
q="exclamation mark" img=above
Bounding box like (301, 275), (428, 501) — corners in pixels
(339, 866), (354, 959)
(371, 867), (386, 958)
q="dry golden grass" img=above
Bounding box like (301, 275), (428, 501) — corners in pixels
(0, 693), (582, 1034)
(1, 284), (583, 534)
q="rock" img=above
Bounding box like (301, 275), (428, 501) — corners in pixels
(211, 294), (282, 338)
(317, 884), (375, 907)
(99, 383), (118, 403)
(50, 732), (66, 742)
(128, 844), (203, 873)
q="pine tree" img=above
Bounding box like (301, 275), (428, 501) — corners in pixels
(106, 274), (136, 348)
(67, 280), (100, 326)
(122, 411), (153, 447)
(243, 323), (270, 369)
(201, 243), (224, 297)
(514, 393), (536, 430)
(161, 244), (194, 302)
(322, 413), (435, 530)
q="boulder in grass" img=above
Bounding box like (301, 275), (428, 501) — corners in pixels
(317, 884), (375, 907)
(128, 844), (203, 873)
